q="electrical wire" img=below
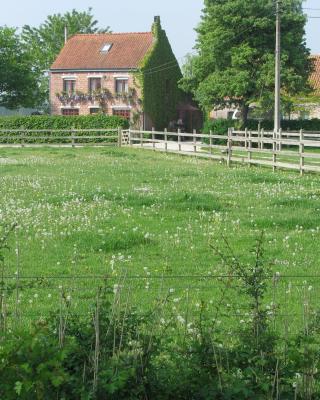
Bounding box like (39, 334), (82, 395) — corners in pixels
(136, 5), (298, 78)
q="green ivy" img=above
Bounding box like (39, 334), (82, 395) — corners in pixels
(138, 18), (182, 130)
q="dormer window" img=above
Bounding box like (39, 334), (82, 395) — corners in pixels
(101, 43), (112, 53)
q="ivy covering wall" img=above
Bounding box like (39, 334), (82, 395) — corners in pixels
(138, 17), (182, 130)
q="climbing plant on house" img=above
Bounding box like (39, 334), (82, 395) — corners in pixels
(138, 17), (182, 130)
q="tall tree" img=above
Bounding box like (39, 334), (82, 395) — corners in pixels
(180, 0), (311, 124)
(0, 27), (38, 109)
(21, 8), (111, 107)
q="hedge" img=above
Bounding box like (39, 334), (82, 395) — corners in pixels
(203, 118), (320, 135)
(0, 115), (129, 144)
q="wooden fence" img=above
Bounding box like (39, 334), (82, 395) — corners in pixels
(0, 128), (124, 147)
(128, 128), (320, 175)
(1, 126), (320, 174)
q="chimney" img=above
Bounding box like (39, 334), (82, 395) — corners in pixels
(64, 25), (68, 44)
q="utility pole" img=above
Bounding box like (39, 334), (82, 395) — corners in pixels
(274, 0), (281, 133)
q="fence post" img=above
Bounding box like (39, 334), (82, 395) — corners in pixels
(178, 129), (181, 152)
(227, 128), (233, 167)
(299, 129), (304, 176)
(278, 128), (282, 151)
(71, 125), (76, 148)
(248, 130), (252, 166)
(21, 126), (25, 148)
(128, 128), (132, 147)
(244, 128), (248, 150)
(193, 129), (197, 153)
(260, 128), (264, 150)
(140, 129), (143, 148)
(209, 130), (213, 155)
(152, 127), (155, 151)
(164, 128), (168, 152)
(273, 130), (277, 172)
(118, 127), (122, 147)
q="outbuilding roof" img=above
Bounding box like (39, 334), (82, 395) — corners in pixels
(51, 32), (154, 71)
(310, 55), (320, 94)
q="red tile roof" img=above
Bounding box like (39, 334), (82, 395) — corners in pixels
(310, 55), (320, 94)
(51, 32), (154, 70)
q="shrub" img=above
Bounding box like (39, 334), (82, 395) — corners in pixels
(0, 115), (129, 144)
(203, 118), (320, 135)
(2, 235), (320, 399)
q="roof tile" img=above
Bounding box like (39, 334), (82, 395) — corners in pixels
(51, 32), (154, 70)
(310, 55), (320, 94)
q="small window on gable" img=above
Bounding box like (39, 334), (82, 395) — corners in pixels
(101, 43), (112, 53)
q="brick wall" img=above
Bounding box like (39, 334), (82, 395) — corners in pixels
(50, 71), (143, 124)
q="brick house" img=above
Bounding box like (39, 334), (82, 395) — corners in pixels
(49, 16), (183, 130)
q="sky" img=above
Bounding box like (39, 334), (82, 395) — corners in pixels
(0, 0), (319, 62)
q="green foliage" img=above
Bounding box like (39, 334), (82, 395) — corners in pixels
(246, 119), (320, 132)
(0, 27), (38, 109)
(203, 118), (320, 134)
(138, 18), (182, 130)
(0, 115), (128, 143)
(180, 0), (311, 124)
(2, 239), (320, 399)
(0, 325), (73, 399)
(21, 8), (110, 107)
(203, 118), (240, 134)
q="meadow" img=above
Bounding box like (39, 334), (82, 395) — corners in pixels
(1, 146), (320, 331)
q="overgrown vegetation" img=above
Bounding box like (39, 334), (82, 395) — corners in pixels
(1, 233), (320, 399)
(138, 17), (182, 130)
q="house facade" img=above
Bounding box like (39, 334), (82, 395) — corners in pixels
(49, 17), (184, 130)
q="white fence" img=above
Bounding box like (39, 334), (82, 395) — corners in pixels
(128, 128), (320, 174)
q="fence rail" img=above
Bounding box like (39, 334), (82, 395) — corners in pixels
(0, 127), (124, 147)
(129, 128), (320, 174)
(2, 126), (320, 174)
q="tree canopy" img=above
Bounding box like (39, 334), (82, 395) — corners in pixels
(21, 8), (111, 107)
(0, 27), (38, 109)
(180, 0), (311, 123)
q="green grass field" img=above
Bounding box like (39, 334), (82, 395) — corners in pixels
(1, 146), (320, 330)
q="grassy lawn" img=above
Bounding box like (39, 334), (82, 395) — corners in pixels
(1, 146), (320, 331)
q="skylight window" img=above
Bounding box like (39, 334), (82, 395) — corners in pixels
(101, 43), (112, 53)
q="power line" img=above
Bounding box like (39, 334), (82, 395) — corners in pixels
(137, 7), (281, 77)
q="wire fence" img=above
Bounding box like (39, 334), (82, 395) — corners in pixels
(2, 273), (320, 335)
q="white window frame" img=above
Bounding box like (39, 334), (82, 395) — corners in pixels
(115, 77), (129, 94)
